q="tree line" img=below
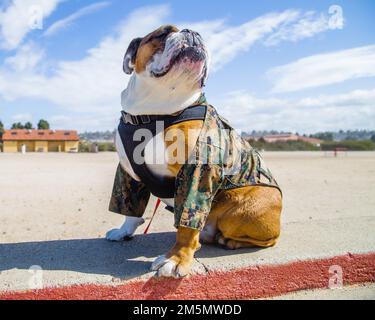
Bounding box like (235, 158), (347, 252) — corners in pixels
(0, 119), (50, 131)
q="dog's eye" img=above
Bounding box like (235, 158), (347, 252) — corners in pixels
(154, 32), (168, 40)
(146, 31), (169, 44)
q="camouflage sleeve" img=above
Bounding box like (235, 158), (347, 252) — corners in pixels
(108, 163), (150, 217)
(174, 163), (224, 230)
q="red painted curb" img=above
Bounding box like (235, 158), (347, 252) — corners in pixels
(1, 252), (375, 300)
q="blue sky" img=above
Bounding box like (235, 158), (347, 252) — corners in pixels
(0, 0), (374, 133)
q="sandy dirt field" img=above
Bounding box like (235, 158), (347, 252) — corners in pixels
(1, 151), (375, 295)
(1, 151), (374, 242)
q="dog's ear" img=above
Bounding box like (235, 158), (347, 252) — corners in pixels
(123, 37), (143, 74)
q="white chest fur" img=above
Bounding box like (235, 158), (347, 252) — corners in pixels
(122, 73), (202, 115)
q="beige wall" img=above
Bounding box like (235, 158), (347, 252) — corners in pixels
(3, 141), (18, 153)
(2, 140), (79, 153)
(3, 141), (37, 153)
(65, 141), (79, 153)
(19, 141), (35, 152)
(35, 141), (48, 152)
(48, 141), (65, 152)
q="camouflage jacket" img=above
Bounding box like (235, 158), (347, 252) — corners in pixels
(109, 103), (281, 231)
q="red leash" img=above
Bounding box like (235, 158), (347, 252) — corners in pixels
(144, 198), (161, 234)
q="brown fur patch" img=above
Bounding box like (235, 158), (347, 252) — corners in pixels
(166, 226), (201, 277)
(135, 25), (179, 73)
(208, 186), (282, 248)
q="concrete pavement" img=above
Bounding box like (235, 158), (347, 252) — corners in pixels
(1, 217), (374, 298)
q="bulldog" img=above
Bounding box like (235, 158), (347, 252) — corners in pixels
(106, 25), (282, 278)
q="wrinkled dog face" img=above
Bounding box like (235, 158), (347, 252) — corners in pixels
(123, 25), (209, 88)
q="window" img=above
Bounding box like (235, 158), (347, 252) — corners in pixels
(64, 132), (70, 136)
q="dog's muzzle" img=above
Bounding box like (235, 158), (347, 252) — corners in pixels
(150, 29), (208, 78)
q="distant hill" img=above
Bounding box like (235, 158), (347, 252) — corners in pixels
(243, 130), (375, 142)
(79, 130), (115, 142)
(322, 130), (375, 142)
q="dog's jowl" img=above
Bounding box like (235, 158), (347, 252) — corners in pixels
(106, 25), (282, 278)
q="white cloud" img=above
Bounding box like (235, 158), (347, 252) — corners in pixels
(185, 9), (342, 71)
(4, 41), (44, 71)
(0, 5), (170, 113)
(12, 112), (32, 122)
(268, 45), (375, 93)
(44, 1), (110, 37)
(0, 0), (63, 50)
(48, 114), (117, 131)
(0, 5), (349, 131)
(188, 11), (301, 71)
(215, 88), (375, 133)
(264, 9), (343, 46)
(2, 5), (304, 114)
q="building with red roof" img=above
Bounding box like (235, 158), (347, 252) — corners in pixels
(1, 130), (79, 153)
(250, 133), (323, 147)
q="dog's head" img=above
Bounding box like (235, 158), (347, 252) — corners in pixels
(123, 25), (209, 89)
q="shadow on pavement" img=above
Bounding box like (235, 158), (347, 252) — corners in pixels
(0, 232), (265, 279)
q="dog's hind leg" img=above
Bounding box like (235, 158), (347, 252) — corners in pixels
(211, 186), (282, 250)
(200, 221), (218, 244)
(199, 209), (220, 244)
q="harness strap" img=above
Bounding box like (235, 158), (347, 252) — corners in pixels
(121, 94), (208, 126)
(118, 97), (208, 199)
(121, 104), (207, 126)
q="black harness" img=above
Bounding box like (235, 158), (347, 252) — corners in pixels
(118, 102), (207, 199)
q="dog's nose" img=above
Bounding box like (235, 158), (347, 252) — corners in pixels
(181, 29), (203, 47)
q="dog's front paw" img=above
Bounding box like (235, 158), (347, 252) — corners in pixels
(106, 228), (131, 241)
(151, 254), (192, 278)
(151, 226), (200, 278)
(105, 216), (145, 242)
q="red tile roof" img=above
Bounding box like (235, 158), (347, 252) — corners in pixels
(298, 136), (324, 144)
(2, 130), (79, 141)
(263, 134), (298, 139)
